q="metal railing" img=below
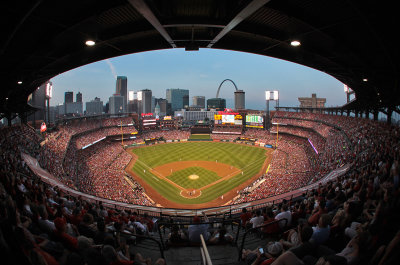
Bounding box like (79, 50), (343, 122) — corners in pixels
(238, 218), (288, 261)
(157, 218), (240, 250)
(200, 234), (213, 265)
(120, 232), (165, 262)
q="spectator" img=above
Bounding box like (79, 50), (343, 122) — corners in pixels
(261, 207), (280, 234)
(53, 217), (79, 250)
(242, 241), (283, 265)
(188, 212), (210, 243)
(241, 208), (253, 228)
(308, 199), (327, 226)
(275, 204), (292, 228)
(209, 226), (233, 244)
(167, 225), (187, 244)
(310, 214), (331, 245)
(250, 210), (264, 229)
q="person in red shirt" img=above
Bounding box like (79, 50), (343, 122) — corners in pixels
(261, 207), (280, 234)
(308, 200), (327, 226)
(141, 213), (154, 232)
(53, 217), (79, 250)
(240, 208), (253, 229)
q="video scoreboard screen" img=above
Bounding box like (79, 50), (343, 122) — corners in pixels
(245, 115), (264, 128)
(214, 114), (242, 125)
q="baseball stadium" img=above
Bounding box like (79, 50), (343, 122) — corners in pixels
(1, 1), (400, 265)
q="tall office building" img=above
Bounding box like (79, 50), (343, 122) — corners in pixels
(207, 98), (226, 111)
(128, 99), (138, 113)
(65, 102), (83, 115)
(234, 90), (245, 110)
(183, 94), (189, 109)
(127, 90), (136, 113)
(64, 91), (73, 103)
(166, 88), (189, 111)
(76, 92), (82, 103)
(116, 76), (127, 112)
(156, 98), (167, 116)
(192, 96), (206, 108)
(137, 89), (152, 114)
(109, 94), (125, 114)
(151, 96), (156, 113)
(86, 97), (103, 115)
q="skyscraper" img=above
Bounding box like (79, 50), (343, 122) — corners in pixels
(151, 96), (156, 113)
(116, 76), (127, 112)
(234, 90), (245, 110)
(192, 96), (206, 108)
(166, 88), (189, 112)
(109, 94), (125, 114)
(156, 98), (167, 116)
(137, 89), (152, 114)
(76, 92), (82, 103)
(127, 90), (136, 113)
(64, 91), (73, 103)
(86, 97), (103, 115)
(207, 98), (226, 111)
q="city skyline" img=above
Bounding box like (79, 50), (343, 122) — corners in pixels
(50, 48), (347, 111)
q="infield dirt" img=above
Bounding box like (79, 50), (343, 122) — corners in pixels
(124, 144), (272, 209)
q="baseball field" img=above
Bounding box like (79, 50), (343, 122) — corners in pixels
(126, 142), (272, 208)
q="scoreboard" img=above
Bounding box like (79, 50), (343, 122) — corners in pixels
(214, 113), (242, 125)
(245, 115), (264, 128)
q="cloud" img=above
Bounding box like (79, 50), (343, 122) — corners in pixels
(105, 59), (117, 79)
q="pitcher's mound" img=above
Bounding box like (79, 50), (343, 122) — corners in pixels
(188, 174), (199, 180)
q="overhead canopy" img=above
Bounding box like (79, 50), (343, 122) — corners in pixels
(1, 0), (398, 113)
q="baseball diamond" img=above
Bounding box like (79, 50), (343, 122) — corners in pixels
(125, 142), (272, 208)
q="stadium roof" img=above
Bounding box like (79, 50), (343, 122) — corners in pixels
(1, 0), (399, 115)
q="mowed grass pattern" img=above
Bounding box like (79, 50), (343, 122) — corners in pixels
(167, 167), (220, 189)
(130, 142), (268, 204)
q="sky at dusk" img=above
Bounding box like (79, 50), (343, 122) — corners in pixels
(50, 48), (347, 111)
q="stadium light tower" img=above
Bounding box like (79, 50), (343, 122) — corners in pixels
(265, 90), (279, 129)
(45, 81), (53, 124)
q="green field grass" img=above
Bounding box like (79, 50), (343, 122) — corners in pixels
(129, 142), (268, 204)
(189, 134), (211, 140)
(167, 167), (220, 189)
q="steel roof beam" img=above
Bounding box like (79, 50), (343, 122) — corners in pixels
(207, 0), (271, 48)
(128, 0), (176, 48)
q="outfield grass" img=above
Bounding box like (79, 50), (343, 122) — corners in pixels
(129, 142), (268, 204)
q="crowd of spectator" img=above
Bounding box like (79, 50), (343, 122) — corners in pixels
(212, 126), (242, 133)
(242, 128), (274, 141)
(271, 125), (327, 153)
(37, 118), (137, 188)
(272, 117), (332, 138)
(233, 111), (400, 207)
(0, 159), (164, 264)
(73, 126), (137, 149)
(142, 129), (190, 140)
(211, 134), (239, 140)
(238, 145), (399, 265)
(1, 111), (400, 264)
(65, 139), (153, 206)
